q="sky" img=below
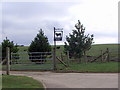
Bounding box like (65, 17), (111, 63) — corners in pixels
(0, 0), (119, 46)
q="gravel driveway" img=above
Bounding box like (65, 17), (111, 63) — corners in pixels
(5, 71), (118, 88)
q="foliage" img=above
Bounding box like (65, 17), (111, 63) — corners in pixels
(64, 20), (94, 61)
(1, 37), (19, 64)
(28, 29), (51, 64)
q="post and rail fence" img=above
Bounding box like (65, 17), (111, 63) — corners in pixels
(60, 48), (119, 64)
(2, 47), (119, 75)
(2, 47), (55, 73)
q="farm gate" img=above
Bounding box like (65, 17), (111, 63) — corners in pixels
(10, 52), (54, 71)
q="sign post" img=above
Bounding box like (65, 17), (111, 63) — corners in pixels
(53, 27), (63, 70)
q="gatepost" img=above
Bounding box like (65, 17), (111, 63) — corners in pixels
(6, 47), (10, 75)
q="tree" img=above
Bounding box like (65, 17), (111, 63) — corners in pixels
(64, 20), (94, 62)
(28, 29), (51, 64)
(2, 37), (19, 64)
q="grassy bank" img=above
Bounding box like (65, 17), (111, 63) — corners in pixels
(2, 75), (44, 89)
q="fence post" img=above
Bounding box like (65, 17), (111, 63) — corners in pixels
(101, 50), (103, 62)
(6, 47), (10, 75)
(61, 53), (63, 61)
(107, 48), (110, 62)
(67, 51), (69, 66)
(84, 51), (87, 64)
(53, 48), (57, 70)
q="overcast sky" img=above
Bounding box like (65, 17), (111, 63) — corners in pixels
(1, 0), (119, 45)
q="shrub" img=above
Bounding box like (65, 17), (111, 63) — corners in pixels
(28, 29), (51, 64)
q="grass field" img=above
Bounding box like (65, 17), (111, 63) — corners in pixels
(2, 64), (54, 71)
(60, 62), (119, 73)
(18, 44), (119, 57)
(86, 44), (118, 57)
(12, 44), (119, 63)
(2, 75), (44, 89)
(2, 62), (119, 72)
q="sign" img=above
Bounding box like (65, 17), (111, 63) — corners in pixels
(54, 37), (62, 41)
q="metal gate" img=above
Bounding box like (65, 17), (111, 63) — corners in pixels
(10, 52), (54, 71)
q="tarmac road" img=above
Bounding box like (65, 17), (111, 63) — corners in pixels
(5, 71), (118, 88)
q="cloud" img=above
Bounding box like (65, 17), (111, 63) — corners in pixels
(94, 37), (118, 44)
(2, 2), (76, 19)
(68, 0), (118, 44)
(0, 3), (2, 43)
(1, 0), (118, 45)
(2, 2), (76, 45)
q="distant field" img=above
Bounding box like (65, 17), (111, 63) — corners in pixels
(86, 44), (118, 56)
(18, 44), (119, 59)
(18, 46), (29, 53)
(17, 45), (64, 56)
(17, 44), (119, 63)
(18, 44), (119, 52)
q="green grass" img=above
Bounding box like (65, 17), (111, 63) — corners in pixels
(18, 45), (64, 57)
(18, 46), (29, 53)
(8, 44), (119, 72)
(60, 62), (119, 73)
(2, 75), (44, 89)
(86, 44), (118, 56)
(2, 63), (53, 71)
(18, 44), (119, 57)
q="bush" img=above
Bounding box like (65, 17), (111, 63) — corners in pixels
(1, 37), (19, 65)
(28, 29), (51, 64)
(64, 20), (94, 63)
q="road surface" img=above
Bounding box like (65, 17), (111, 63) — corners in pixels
(3, 71), (118, 88)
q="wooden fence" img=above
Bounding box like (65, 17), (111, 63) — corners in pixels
(59, 48), (119, 64)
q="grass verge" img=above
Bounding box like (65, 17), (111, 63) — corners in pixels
(2, 75), (44, 89)
(58, 62), (119, 73)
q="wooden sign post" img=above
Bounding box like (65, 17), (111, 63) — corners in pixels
(53, 27), (63, 70)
